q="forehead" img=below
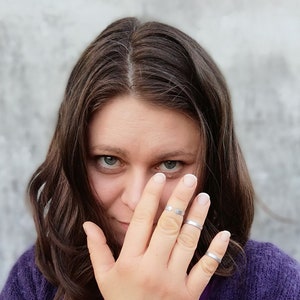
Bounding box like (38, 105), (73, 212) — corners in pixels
(88, 95), (201, 155)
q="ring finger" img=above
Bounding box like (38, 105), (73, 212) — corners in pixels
(168, 192), (210, 275)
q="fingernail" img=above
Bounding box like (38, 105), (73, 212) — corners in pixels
(197, 193), (210, 205)
(82, 222), (88, 236)
(220, 230), (231, 242)
(153, 173), (166, 184)
(183, 174), (197, 187)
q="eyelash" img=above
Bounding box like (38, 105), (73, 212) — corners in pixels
(95, 156), (123, 170)
(93, 155), (184, 176)
(156, 160), (183, 173)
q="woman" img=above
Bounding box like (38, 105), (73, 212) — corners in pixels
(1, 17), (299, 299)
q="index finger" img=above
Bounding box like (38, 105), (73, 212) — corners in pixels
(119, 173), (166, 258)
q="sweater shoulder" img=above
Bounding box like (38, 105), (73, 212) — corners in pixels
(241, 240), (300, 299)
(212, 240), (300, 300)
(244, 239), (300, 275)
(0, 246), (56, 300)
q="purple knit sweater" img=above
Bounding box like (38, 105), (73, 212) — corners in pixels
(1, 240), (300, 299)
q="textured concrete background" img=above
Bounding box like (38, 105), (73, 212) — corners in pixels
(1, 0), (299, 289)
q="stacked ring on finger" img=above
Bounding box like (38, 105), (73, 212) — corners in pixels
(205, 251), (222, 264)
(184, 219), (203, 230)
(165, 205), (185, 216)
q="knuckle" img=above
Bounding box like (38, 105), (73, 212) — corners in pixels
(200, 258), (217, 275)
(177, 231), (198, 250)
(172, 193), (188, 204)
(158, 216), (180, 235)
(131, 210), (152, 224)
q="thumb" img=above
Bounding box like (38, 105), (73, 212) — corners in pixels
(83, 221), (115, 280)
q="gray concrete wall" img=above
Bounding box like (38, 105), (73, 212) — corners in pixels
(1, 0), (299, 289)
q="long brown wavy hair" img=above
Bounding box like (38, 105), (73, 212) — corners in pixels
(27, 17), (255, 299)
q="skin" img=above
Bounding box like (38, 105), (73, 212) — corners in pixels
(87, 95), (202, 243)
(84, 95), (230, 299)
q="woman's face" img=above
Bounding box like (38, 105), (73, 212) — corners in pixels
(87, 95), (201, 243)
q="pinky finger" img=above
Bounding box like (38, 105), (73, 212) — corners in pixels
(187, 230), (231, 297)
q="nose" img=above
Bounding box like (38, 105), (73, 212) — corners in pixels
(121, 169), (149, 211)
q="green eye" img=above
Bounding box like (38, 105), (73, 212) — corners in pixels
(98, 156), (120, 169)
(163, 161), (178, 169)
(103, 156), (118, 165)
(159, 160), (182, 173)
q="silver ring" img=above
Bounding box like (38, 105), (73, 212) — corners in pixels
(205, 251), (222, 264)
(184, 219), (203, 230)
(165, 205), (185, 216)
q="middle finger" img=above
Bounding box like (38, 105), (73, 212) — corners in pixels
(168, 192), (210, 275)
(146, 174), (198, 265)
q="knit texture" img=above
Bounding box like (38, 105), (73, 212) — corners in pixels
(0, 248), (56, 300)
(1, 240), (299, 299)
(210, 240), (300, 299)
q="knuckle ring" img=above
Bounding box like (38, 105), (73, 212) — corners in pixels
(184, 219), (203, 230)
(205, 251), (222, 264)
(165, 205), (185, 216)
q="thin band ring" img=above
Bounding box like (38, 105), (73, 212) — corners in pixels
(205, 251), (222, 264)
(184, 219), (203, 230)
(165, 205), (185, 216)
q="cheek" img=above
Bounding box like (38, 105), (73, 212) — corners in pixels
(159, 180), (179, 208)
(89, 173), (120, 208)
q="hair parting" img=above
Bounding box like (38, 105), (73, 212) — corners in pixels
(27, 17), (254, 299)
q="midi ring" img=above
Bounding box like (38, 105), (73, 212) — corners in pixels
(184, 219), (203, 230)
(165, 205), (185, 216)
(205, 251), (222, 264)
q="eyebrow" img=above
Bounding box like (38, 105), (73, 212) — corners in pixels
(89, 145), (197, 160)
(89, 145), (129, 157)
(154, 150), (196, 161)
